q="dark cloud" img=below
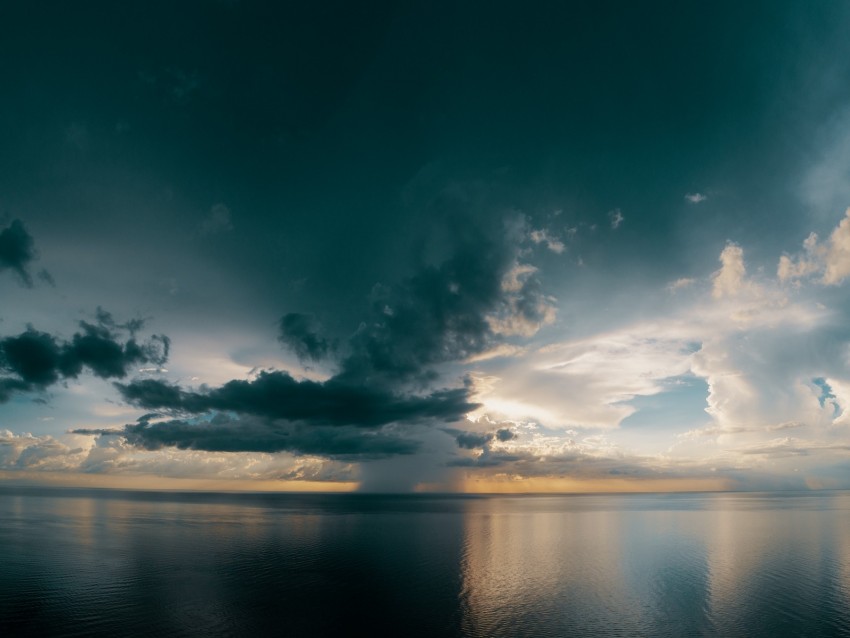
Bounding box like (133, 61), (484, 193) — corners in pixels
(455, 431), (492, 449)
(336, 215), (550, 387)
(0, 315), (170, 403)
(0, 220), (39, 287)
(278, 313), (334, 362)
(94, 307), (149, 337)
(73, 413), (419, 459)
(115, 371), (477, 428)
(447, 426), (517, 450)
(37, 269), (55, 287)
(108, 216), (546, 460)
(70, 428), (123, 436)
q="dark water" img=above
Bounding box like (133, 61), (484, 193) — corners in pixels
(1, 489), (849, 637)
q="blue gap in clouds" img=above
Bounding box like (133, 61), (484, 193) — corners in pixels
(618, 375), (711, 434)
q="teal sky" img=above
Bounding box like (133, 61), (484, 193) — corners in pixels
(3, 1), (850, 491)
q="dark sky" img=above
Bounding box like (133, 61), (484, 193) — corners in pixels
(2, 1), (850, 491)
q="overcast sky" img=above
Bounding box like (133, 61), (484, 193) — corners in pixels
(3, 1), (850, 491)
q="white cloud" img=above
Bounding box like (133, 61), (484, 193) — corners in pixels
(667, 277), (696, 293)
(463, 343), (526, 363)
(529, 228), (566, 254)
(486, 262), (557, 337)
(685, 192), (708, 204)
(777, 208), (850, 285)
(0, 429), (353, 482)
(712, 242), (748, 298)
(474, 234), (838, 460)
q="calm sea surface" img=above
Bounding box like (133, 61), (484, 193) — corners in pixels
(1, 488), (849, 637)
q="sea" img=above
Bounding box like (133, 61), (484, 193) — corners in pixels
(1, 487), (849, 637)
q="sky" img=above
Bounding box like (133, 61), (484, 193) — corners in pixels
(3, 0), (850, 492)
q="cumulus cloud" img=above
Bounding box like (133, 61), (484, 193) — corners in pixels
(475, 232), (834, 443)
(486, 263), (557, 338)
(712, 242), (748, 298)
(0, 313), (170, 403)
(444, 423), (715, 482)
(778, 208), (850, 285)
(685, 193), (707, 204)
(0, 429), (355, 481)
(0, 430), (87, 471)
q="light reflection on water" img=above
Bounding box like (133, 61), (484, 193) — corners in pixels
(1, 488), (849, 637)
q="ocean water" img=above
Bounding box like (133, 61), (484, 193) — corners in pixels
(1, 488), (849, 637)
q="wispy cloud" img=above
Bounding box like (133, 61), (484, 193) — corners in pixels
(529, 228), (566, 253)
(609, 208), (624, 229)
(199, 203), (233, 235)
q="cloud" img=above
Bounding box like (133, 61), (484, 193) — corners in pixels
(72, 214), (554, 466)
(0, 430), (87, 471)
(0, 219), (40, 287)
(444, 425), (700, 481)
(667, 277), (696, 293)
(529, 228), (565, 253)
(0, 429), (356, 481)
(485, 263), (557, 338)
(493, 332), (696, 429)
(0, 314), (170, 403)
(609, 208), (624, 229)
(200, 203), (233, 235)
(476, 234), (831, 437)
(336, 214), (556, 386)
(76, 413), (419, 459)
(778, 208), (850, 285)
(278, 313), (334, 362)
(37, 269), (56, 287)
(114, 372), (477, 427)
(685, 193), (707, 204)
(448, 426), (516, 450)
(712, 242), (748, 298)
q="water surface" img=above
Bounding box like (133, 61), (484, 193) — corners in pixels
(1, 488), (849, 637)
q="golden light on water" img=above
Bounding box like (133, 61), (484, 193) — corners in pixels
(0, 471), (358, 493)
(459, 475), (736, 494)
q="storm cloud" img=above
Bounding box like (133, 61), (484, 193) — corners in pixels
(0, 318), (170, 402)
(336, 215), (555, 387)
(75, 413), (419, 459)
(104, 218), (552, 458)
(451, 427), (517, 450)
(278, 313), (334, 362)
(115, 372), (477, 428)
